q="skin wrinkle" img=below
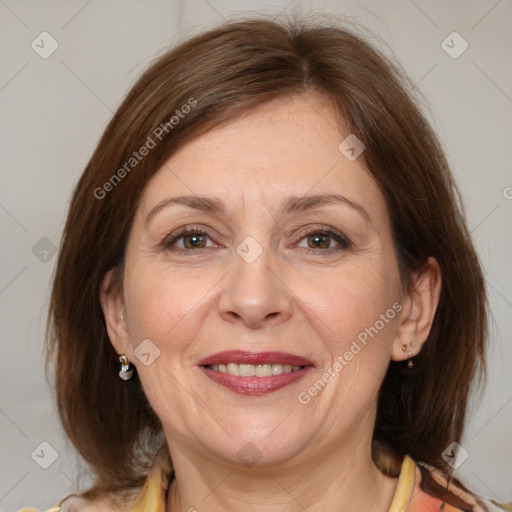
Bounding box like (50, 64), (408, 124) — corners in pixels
(144, 193), (374, 231)
(101, 91), (441, 512)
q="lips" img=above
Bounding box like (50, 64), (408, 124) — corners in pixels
(197, 350), (315, 395)
(197, 350), (315, 367)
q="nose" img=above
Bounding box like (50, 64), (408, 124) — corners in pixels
(218, 242), (293, 330)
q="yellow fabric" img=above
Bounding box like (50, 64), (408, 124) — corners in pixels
(129, 445), (171, 512)
(388, 454), (416, 512)
(19, 508), (60, 512)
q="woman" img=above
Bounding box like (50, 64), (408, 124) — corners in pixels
(21, 14), (511, 512)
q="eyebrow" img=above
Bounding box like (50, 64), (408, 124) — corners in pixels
(145, 193), (372, 227)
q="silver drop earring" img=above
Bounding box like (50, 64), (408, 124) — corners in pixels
(118, 354), (134, 380)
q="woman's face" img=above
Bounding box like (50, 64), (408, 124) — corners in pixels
(106, 92), (410, 468)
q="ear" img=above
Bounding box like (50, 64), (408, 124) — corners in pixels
(391, 257), (442, 362)
(100, 269), (131, 356)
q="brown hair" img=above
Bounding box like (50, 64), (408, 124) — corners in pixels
(46, 13), (488, 500)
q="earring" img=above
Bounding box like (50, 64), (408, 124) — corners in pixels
(401, 343), (414, 368)
(118, 354), (134, 380)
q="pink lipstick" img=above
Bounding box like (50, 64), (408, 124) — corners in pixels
(197, 350), (315, 395)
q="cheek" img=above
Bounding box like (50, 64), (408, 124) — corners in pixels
(301, 265), (400, 410)
(123, 261), (212, 343)
(302, 260), (400, 351)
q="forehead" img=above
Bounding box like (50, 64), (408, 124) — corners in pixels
(137, 92), (386, 219)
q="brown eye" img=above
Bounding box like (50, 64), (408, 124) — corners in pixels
(296, 228), (352, 253)
(307, 233), (331, 249)
(181, 233), (208, 249)
(162, 228), (215, 250)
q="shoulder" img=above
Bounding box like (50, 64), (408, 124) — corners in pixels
(18, 445), (171, 512)
(411, 459), (512, 511)
(18, 492), (135, 512)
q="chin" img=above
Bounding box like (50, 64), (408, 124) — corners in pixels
(203, 420), (312, 469)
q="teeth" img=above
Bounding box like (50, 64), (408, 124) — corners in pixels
(207, 363), (302, 376)
(227, 363), (239, 376)
(256, 364), (272, 377)
(239, 364), (255, 377)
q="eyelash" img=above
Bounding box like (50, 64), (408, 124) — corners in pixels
(160, 224), (352, 254)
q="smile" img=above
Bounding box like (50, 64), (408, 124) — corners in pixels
(205, 363), (303, 376)
(197, 351), (315, 395)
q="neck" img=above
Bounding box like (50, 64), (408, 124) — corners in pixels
(165, 429), (398, 512)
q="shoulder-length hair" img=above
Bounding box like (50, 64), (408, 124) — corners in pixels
(46, 14), (488, 500)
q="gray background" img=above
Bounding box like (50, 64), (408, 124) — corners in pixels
(1, 0), (511, 509)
